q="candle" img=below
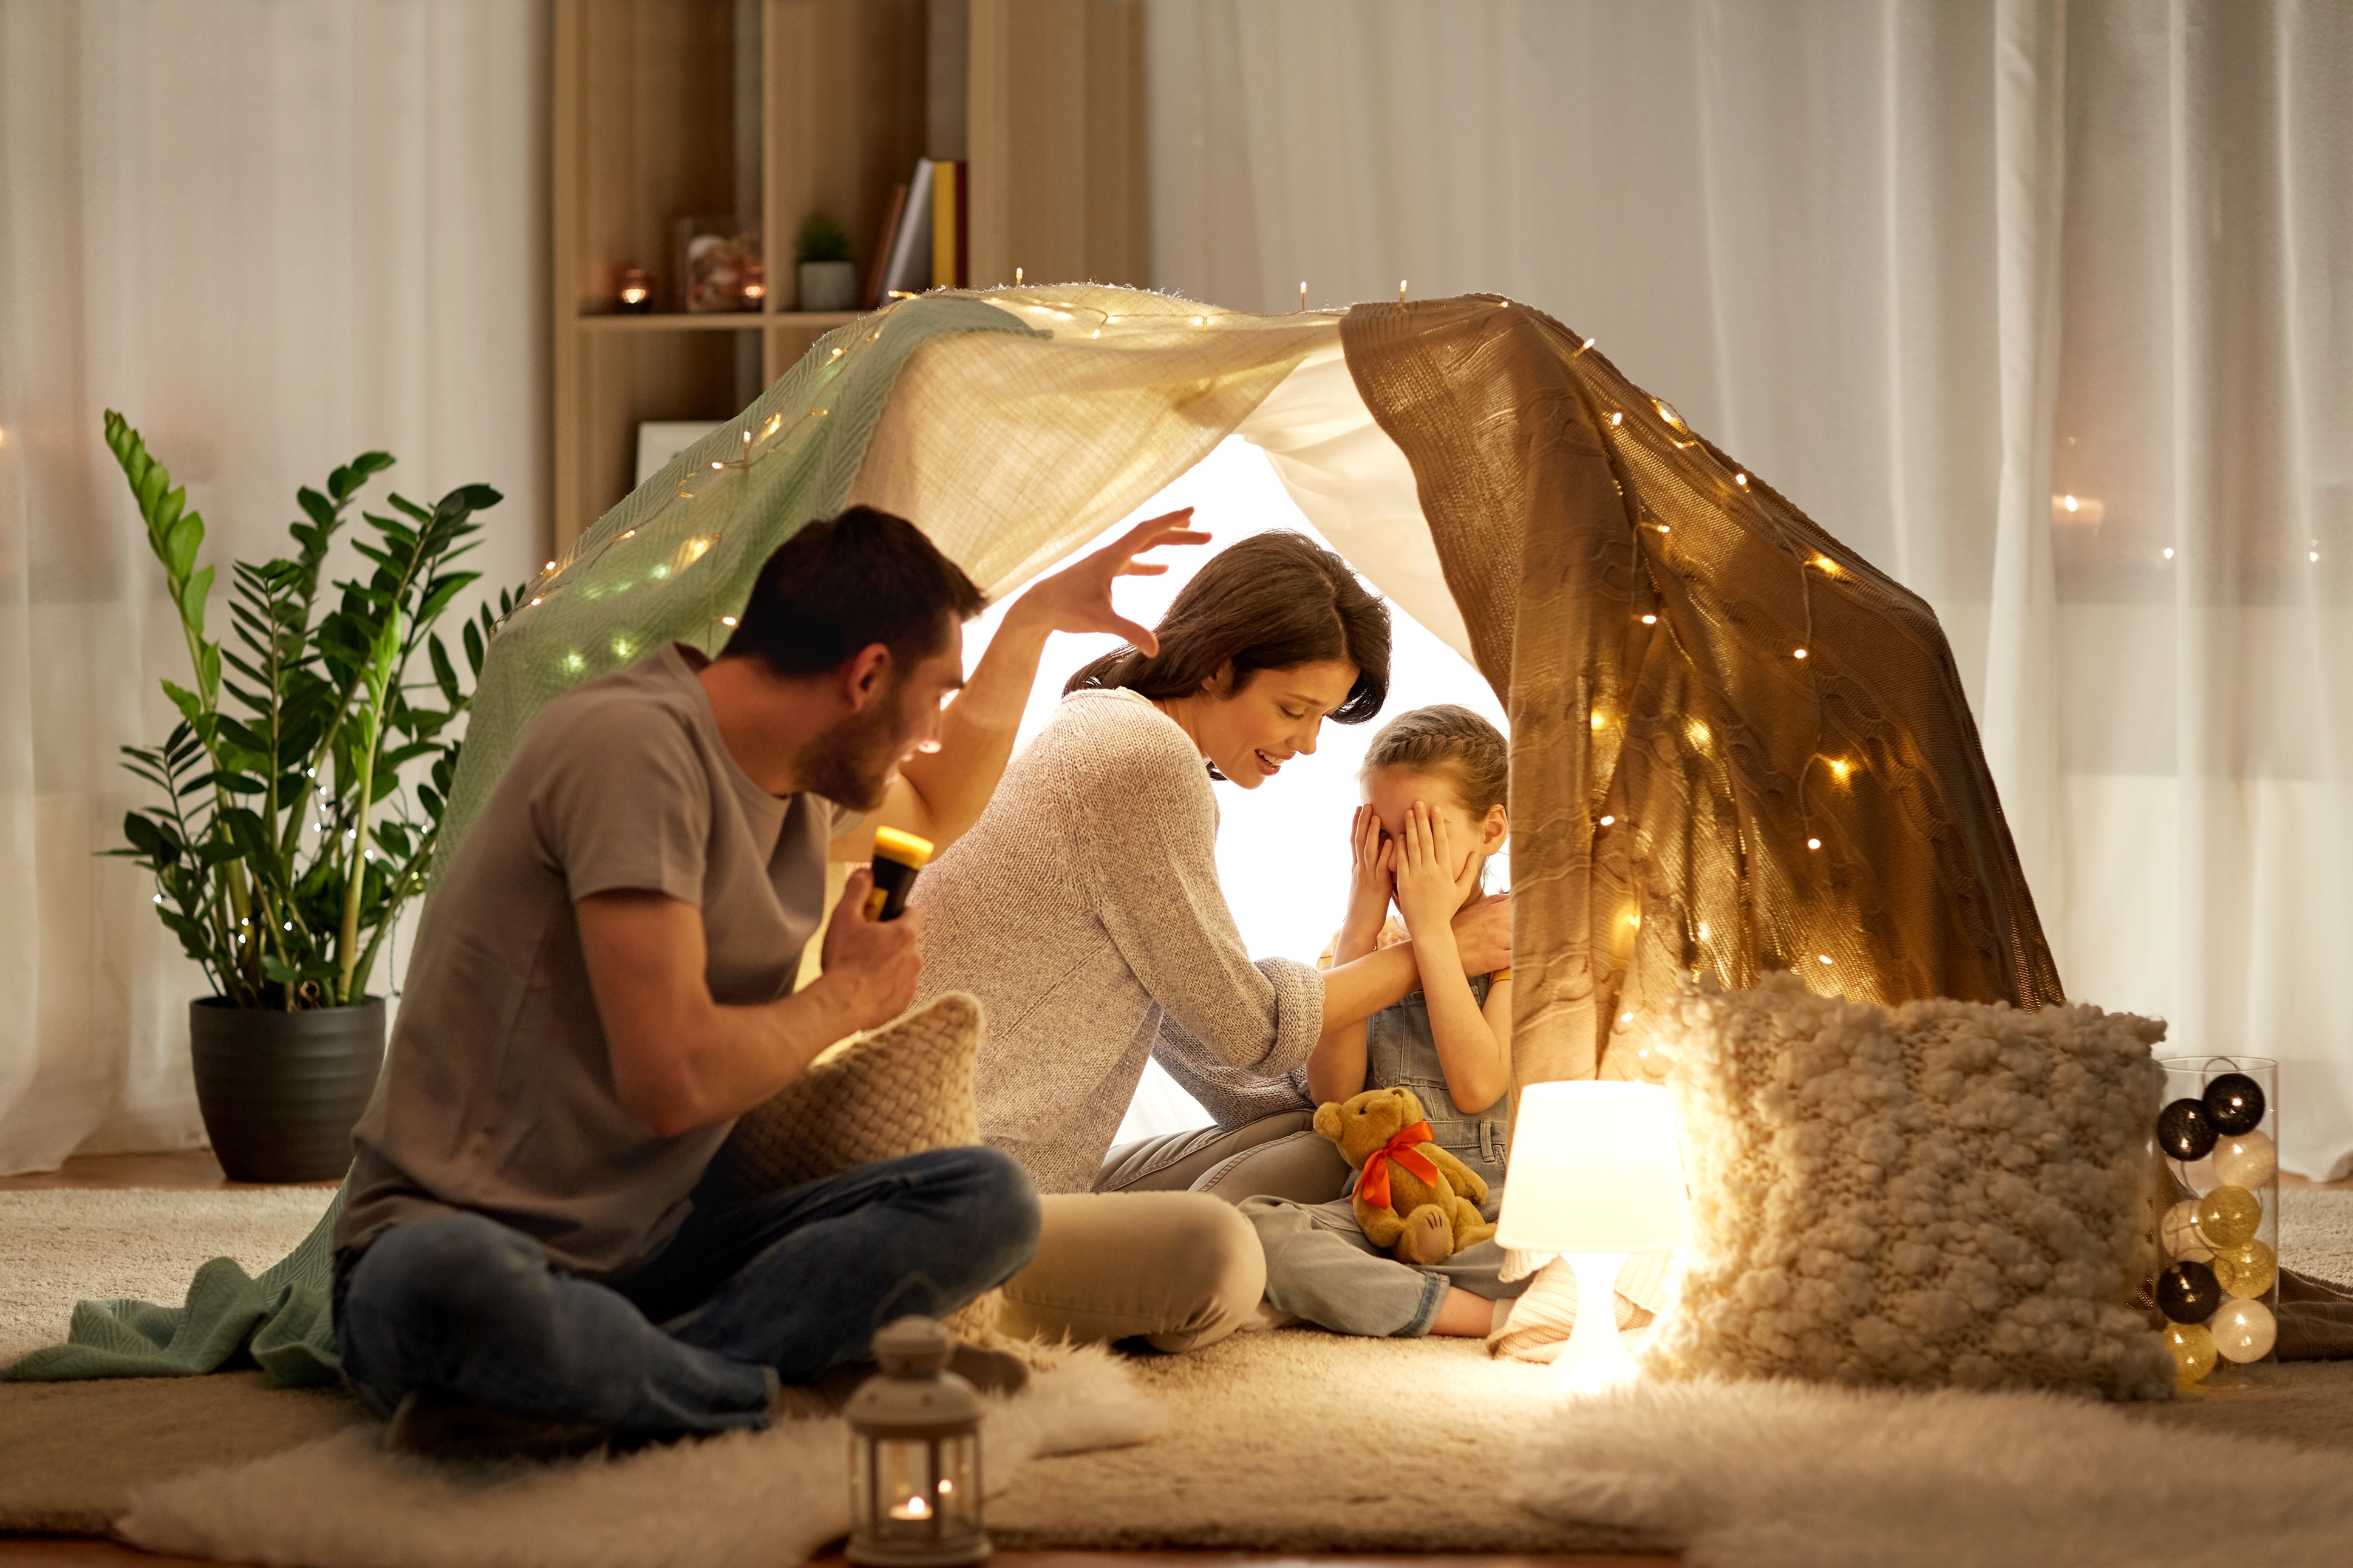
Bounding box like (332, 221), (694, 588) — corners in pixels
(888, 1496), (931, 1522)
(618, 268), (653, 313)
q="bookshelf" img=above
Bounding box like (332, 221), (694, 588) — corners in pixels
(550, 0), (1146, 550)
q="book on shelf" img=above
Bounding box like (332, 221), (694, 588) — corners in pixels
(862, 183), (910, 308)
(878, 160), (935, 301)
(874, 157), (970, 302)
(930, 160), (968, 290)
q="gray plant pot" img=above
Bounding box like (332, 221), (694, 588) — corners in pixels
(189, 997), (385, 1183)
(798, 259), (858, 311)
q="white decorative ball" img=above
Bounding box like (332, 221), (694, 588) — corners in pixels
(2213, 1129), (2278, 1189)
(2209, 1298), (2278, 1363)
(2161, 1200), (2210, 1260)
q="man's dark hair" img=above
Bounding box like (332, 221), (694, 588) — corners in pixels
(721, 505), (986, 676)
(1064, 530), (1391, 723)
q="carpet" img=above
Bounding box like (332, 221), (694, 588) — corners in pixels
(0, 1187), (335, 1366)
(4, 1186), (2352, 1563)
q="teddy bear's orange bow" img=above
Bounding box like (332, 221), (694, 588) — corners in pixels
(1357, 1120), (1440, 1210)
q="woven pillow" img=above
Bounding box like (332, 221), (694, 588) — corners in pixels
(1642, 972), (2173, 1399)
(713, 992), (1003, 1345)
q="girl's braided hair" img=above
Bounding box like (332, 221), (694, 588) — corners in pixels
(1358, 704), (1508, 815)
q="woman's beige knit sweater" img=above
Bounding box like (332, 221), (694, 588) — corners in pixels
(909, 688), (1321, 1193)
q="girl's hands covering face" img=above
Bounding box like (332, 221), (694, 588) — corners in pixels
(1341, 803), (1395, 940)
(1392, 800), (1481, 939)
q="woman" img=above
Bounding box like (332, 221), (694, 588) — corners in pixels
(911, 530), (1511, 1351)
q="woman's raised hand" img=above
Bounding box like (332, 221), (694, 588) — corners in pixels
(1339, 804), (1394, 946)
(1005, 509), (1210, 652)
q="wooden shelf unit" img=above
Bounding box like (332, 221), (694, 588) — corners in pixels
(551, 0), (1146, 551)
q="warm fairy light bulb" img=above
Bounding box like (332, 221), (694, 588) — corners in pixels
(2165, 1322), (2218, 1387)
(1687, 721), (1710, 745)
(1399, 279), (1408, 300)
(530, 596), (543, 606)
(1735, 473), (1749, 486)
(831, 347), (844, 358)
(1807, 837), (1822, 850)
(1610, 412), (1624, 426)
(2161, 1199), (2211, 1261)
(1599, 815), (1615, 826)
(721, 615), (738, 627)
(2212, 1237), (2278, 1300)
(1299, 281), (1307, 309)
(710, 461), (723, 470)
(1620, 1012), (1633, 1024)
(2210, 1299), (2278, 1363)
(2197, 1186), (2263, 1249)
(2213, 1129), (2277, 1188)
(2164, 548), (2176, 560)
(1641, 613), (1657, 624)
(1592, 712), (1607, 730)
(1818, 954), (1833, 965)
(544, 560), (556, 572)
(1830, 759), (1850, 779)
(1582, 337), (1595, 351)
(2063, 495), (2080, 512)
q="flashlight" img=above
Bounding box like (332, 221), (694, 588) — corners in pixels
(865, 827), (935, 921)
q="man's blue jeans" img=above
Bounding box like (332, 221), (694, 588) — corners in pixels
(334, 1146), (1040, 1437)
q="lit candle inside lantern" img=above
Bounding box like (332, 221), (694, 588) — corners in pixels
(888, 1496), (931, 1522)
(618, 268), (653, 313)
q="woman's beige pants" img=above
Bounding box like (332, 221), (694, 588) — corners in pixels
(995, 1114), (1352, 1353)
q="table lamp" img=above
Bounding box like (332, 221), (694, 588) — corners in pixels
(1497, 1080), (1690, 1393)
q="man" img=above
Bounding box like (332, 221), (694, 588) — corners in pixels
(332, 503), (1203, 1446)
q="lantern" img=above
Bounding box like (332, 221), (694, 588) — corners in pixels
(845, 1317), (988, 1568)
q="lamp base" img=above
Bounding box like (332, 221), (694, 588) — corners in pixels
(1536, 1252), (1638, 1395)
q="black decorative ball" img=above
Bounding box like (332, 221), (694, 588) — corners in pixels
(2205, 1073), (2267, 1136)
(2157, 1098), (2217, 1161)
(2156, 1260), (2224, 1325)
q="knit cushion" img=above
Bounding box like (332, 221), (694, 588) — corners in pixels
(1643, 972), (2174, 1399)
(714, 992), (1003, 1344)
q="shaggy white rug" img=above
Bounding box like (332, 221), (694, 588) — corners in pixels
(1517, 1373), (2353, 1568)
(115, 1347), (1166, 1568)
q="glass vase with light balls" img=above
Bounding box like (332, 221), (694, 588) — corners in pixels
(845, 1317), (989, 1568)
(2151, 1057), (2280, 1387)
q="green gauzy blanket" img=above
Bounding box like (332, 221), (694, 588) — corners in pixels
(2, 1187), (345, 1387)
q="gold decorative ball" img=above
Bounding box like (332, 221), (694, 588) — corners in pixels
(2211, 1238), (2278, 1300)
(2165, 1322), (2218, 1388)
(2213, 1129), (2278, 1189)
(2196, 1184), (2263, 1249)
(2210, 1299), (2278, 1363)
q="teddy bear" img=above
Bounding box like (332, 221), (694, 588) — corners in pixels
(1313, 1084), (1497, 1266)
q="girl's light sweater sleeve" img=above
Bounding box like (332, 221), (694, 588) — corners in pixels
(1066, 699), (1324, 1085)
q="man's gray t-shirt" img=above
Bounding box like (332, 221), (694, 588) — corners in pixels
(336, 643), (856, 1278)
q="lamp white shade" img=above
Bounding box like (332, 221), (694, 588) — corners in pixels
(1497, 1081), (1691, 1255)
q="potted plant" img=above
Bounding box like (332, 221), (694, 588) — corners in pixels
(797, 214), (858, 311)
(103, 412), (519, 1181)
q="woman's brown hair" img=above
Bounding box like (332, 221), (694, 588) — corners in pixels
(1064, 531), (1391, 722)
(1358, 704), (1509, 816)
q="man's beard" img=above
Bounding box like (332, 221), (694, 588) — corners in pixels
(791, 693), (907, 812)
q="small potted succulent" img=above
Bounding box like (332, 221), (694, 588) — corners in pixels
(797, 214), (858, 311)
(103, 412), (519, 1180)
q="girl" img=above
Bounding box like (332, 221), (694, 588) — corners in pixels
(1239, 704), (1524, 1338)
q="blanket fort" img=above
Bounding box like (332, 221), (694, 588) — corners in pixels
(446, 284), (2060, 1101)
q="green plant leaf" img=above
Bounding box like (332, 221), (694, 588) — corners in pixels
(121, 812), (169, 858)
(178, 565), (214, 635)
(162, 512), (202, 582)
(462, 618), (485, 676)
(160, 680), (206, 728)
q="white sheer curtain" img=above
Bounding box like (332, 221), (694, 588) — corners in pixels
(1149, 0), (2353, 1178)
(0, 0), (546, 1173)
